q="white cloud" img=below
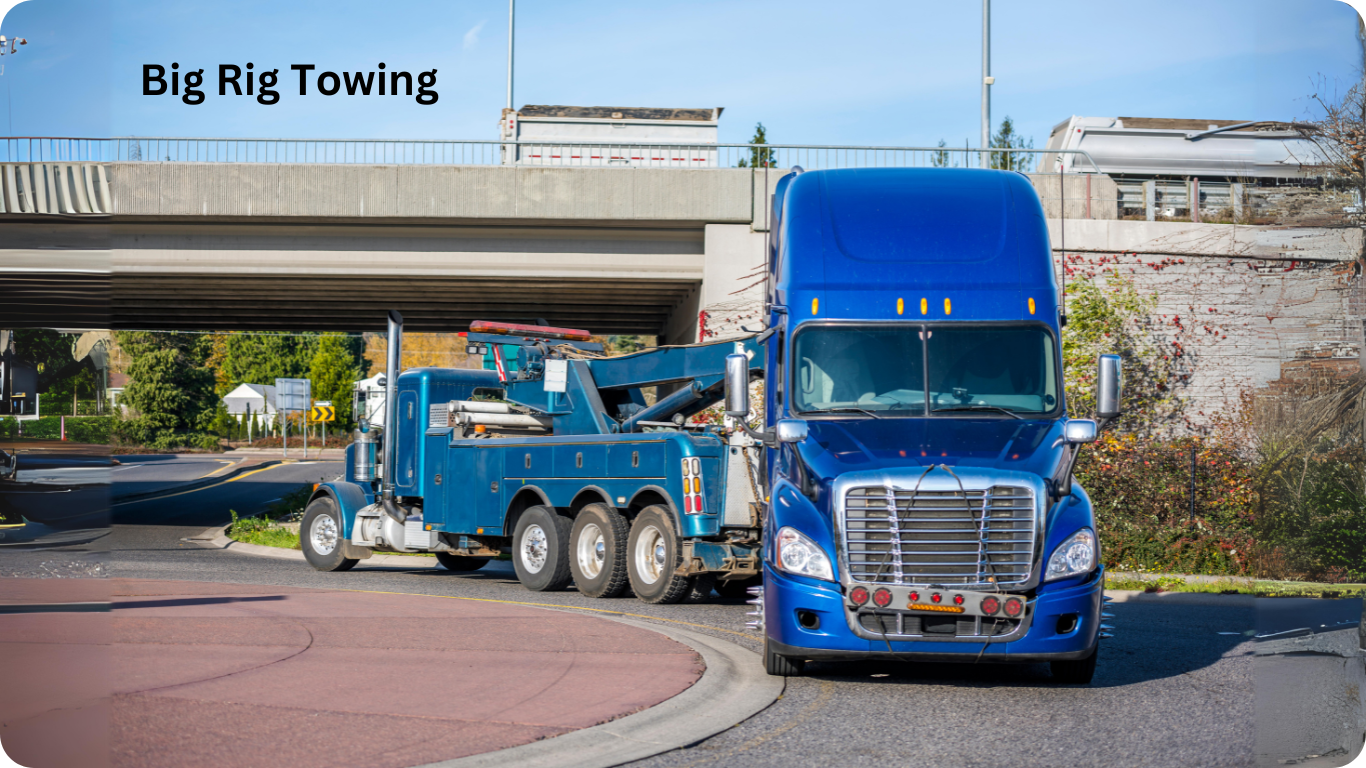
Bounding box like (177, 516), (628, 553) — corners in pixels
(463, 20), (486, 51)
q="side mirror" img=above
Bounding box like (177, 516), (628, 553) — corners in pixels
(1063, 419), (1097, 444)
(725, 354), (750, 419)
(1096, 354), (1122, 421)
(775, 419), (808, 444)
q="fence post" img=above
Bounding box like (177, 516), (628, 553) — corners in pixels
(1145, 181), (1155, 221)
(1232, 182), (1244, 222)
(1189, 445), (1197, 522)
(61, 415), (66, 441)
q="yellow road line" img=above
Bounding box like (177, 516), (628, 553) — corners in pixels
(345, 588), (753, 639)
(111, 462), (291, 506)
(199, 460), (239, 479)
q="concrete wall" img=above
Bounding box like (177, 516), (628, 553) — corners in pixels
(108, 163), (762, 225)
(1029, 174), (1120, 220)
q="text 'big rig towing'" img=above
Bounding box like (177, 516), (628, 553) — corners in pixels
(300, 167), (1120, 682)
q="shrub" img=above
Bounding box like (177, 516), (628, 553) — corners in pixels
(1075, 433), (1257, 575)
(0, 416), (117, 444)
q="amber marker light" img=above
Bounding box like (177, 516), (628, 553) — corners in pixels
(909, 603), (965, 614)
(1028, 297), (1036, 315)
(897, 298), (905, 315)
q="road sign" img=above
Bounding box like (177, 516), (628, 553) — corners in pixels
(309, 405), (336, 422)
(275, 378), (311, 458)
(275, 378), (310, 412)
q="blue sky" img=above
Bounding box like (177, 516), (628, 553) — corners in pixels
(0, 0), (1361, 148)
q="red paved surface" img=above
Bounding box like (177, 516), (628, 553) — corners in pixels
(0, 578), (703, 768)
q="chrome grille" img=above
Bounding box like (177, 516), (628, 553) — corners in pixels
(843, 484), (1036, 586)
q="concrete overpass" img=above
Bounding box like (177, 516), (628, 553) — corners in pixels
(1, 161), (801, 338)
(0, 156), (1131, 341)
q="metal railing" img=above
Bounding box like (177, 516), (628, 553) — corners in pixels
(1, 136), (1102, 173)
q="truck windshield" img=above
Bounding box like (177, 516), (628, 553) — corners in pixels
(791, 325), (1059, 417)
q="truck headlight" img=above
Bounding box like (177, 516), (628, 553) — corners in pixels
(1044, 527), (1096, 582)
(776, 526), (834, 581)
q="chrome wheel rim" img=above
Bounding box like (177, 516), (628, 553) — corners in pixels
(309, 513), (338, 556)
(521, 523), (548, 574)
(576, 522), (605, 579)
(634, 524), (666, 585)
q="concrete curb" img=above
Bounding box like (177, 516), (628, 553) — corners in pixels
(413, 617), (783, 768)
(112, 459), (285, 504)
(195, 527), (441, 568)
(1105, 589), (1256, 607)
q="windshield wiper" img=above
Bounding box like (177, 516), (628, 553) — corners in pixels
(817, 406), (881, 420)
(932, 405), (1023, 420)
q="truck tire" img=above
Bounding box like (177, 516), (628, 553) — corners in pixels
(764, 638), (804, 676)
(1050, 646), (1098, 684)
(512, 505), (573, 592)
(569, 503), (629, 598)
(685, 573), (716, 603)
(626, 506), (693, 604)
(300, 496), (359, 572)
(435, 552), (488, 572)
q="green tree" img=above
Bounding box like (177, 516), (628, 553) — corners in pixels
(114, 331), (217, 444)
(309, 333), (364, 429)
(930, 139), (952, 168)
(989, 116), (1034, 172)
(605, 335), (647, 355)
(215, 333), (320, 396)
(737, 122), (778, 168)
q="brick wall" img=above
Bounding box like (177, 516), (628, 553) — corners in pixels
(1061, 250), (1364, 430)
(1249, 186), (1357, 228)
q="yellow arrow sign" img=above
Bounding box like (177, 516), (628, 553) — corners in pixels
(309, 405), (336, 422)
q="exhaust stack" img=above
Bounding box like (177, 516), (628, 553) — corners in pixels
(382, 310), (403, 511)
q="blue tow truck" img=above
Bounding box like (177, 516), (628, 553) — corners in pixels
(299, 167), (1120, 683)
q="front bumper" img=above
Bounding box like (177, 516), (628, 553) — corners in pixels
(763, 563), (1104, 662)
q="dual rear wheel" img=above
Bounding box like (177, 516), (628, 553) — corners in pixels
(510, 503), (707, 604)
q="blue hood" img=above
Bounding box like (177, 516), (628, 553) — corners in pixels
(797, 417), (1066, 486)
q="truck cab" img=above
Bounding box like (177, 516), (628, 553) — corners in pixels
(749, 167), (1118, 683)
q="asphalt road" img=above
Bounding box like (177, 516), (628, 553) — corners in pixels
(80, 463), (1261, 768)
(111, 459), (343, 527)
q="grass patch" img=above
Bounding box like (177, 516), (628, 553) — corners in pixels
(227, 508), (300, 549)
(1105, 573), (1366, 598)
(233, 527), (301, 549)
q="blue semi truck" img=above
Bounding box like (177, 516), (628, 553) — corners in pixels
(299, 167), (1120, 682)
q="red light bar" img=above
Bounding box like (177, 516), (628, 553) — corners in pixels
(470, 320), (592, 341)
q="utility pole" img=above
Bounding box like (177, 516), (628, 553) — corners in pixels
(506, 0), (515, 112)
(981, 0), (992, 169)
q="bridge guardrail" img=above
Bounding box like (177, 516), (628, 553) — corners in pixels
(0, 137), (1101, 174)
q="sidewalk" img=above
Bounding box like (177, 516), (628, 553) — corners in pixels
(0, 578), (706, 768)
(225, 447), (348, 459)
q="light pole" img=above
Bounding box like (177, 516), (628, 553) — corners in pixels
(506, 0), (515, 112)
(981, 0), (991, 168)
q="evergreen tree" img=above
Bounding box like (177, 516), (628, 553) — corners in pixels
(989, 116), (1035, 172)
(737, 123), (778, 168)
(114, 331), (217, 440)
(309, 333), (364, 429)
